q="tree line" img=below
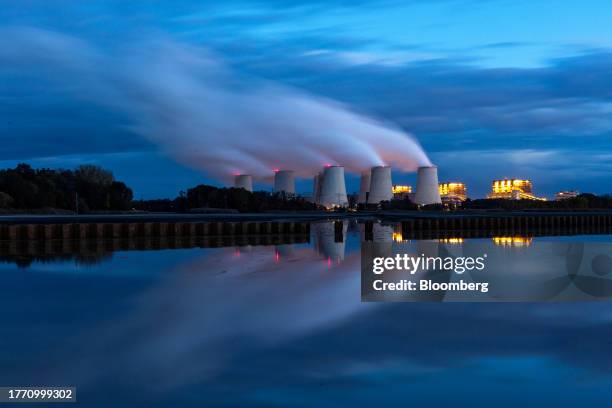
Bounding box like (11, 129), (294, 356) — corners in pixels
(0, 163), (133, 212)
(0, 163), (610, 213)
(133, 184), (317, 213)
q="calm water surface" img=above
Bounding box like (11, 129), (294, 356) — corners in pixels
(1, 220), (612, 407)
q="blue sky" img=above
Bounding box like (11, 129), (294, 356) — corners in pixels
(1, 0), (612, 198)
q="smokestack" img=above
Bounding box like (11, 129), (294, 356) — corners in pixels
(318, 166), (348, 209)
(358, 170), (371, 204)
(413, 166), (441, 205)
(273, 170), (295, 195)
(368, 166), (393, 204)
(234, 174), (253, 192)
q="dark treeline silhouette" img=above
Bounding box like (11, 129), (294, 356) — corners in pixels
(133, 184), (318, 213)
(0, 163), (133, 212)
(0, 163), (610, 213)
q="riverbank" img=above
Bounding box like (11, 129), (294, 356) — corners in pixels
(0, 209), (612, 224)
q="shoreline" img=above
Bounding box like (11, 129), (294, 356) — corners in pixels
(0, 209), (612, 224)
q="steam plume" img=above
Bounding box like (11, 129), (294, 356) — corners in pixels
(0, 27), (431, 181)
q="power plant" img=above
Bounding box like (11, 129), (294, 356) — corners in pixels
(228, 163), (565, 207)
(273, 170), (295, 195)
(358, 170), (371, 204)
(413, 166), (442, 205)
(312, 172), (323, 204)
(234, 174), (253, 192)
(392, 185), (412, 200)
(367, 166), (393, 204)
(439, 182), (467, 206)
(488, 179), (546, 201)
(317, 165), (348, 209)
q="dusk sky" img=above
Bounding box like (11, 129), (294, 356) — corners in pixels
(2, 0), (612, 198)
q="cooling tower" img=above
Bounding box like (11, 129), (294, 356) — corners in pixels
(358, 170), (371, 204)
(368, 166), (393, 204)
(274, 170), (295, 195)
(413, 166), (442, 205)
(313, 172), (323, 204)
(318, 166), (348, 208)
(234, 174), (253, 192)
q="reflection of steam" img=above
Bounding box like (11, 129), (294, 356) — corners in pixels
(0, 27), (431, 180)
(49, 244), (373, 392)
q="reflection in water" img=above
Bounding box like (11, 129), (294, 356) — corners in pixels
(492, 236), (533, 247)
(0, 221), (611, 406)
(312, 220), (349, 262)
(439, 238), (465, 244)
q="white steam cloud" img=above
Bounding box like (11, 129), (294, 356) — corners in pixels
(0, 27), (431, 181)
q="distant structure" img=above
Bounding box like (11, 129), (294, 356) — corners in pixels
(368, 166), (393, 204)
(439, 182), (467, 206)
(358, 170), (371, 204)
(392, 185), (412, 200)
(555, 191), (579, 201)
(318, 165), (348, 209)
(234, 174), (253, 192)
(487, 179), (546, 201)
(312, 172), (323, 204)
(413, 166), (442, 205)
(273, 170), (295, 195)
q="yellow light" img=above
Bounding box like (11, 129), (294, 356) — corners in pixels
(392, 185), (412, 194)
(439, 238), (464, 244)
(492, 236), (533, 247)
(392, 232), (404, 243)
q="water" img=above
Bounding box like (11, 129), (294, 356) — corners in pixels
(1, 220), (612, 407)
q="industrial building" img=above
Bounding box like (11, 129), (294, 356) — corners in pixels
(487, 179), (546, 201)
(555, 191), (579, 201)
(392, 185), (412, 200)
(317, 165), (348, 209)
(413, 166), (442, 205)
(358, 170), (371, 204)
(230, 165), (566, 208)
(273, 170), (295, 195)
(368, 166), (393, 204)
(234, 174), (253, 192)
(439, 182), (467, 206)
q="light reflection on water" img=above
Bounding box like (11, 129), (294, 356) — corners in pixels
(0, 220), (611, 407)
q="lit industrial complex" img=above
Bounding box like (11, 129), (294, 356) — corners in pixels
(555, 191), (579, 201)
(230, 165), (578, 208)
(439, 182), (467, 206)
(487, 179), (546, 201)
(392, 185), (412, 199)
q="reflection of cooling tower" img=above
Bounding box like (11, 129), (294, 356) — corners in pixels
(312, 221), (347, 261)
(234, 174), (253, 192)
(358, 170), (371, 204)
(413, 166), (441, 205)
(274, 170), (295, 194)
(368, 166), (393, 204)
(319, 166), (348, 208)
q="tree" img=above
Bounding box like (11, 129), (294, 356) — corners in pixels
(0, 192), (14, 208)
(75, 165), (114, 186)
